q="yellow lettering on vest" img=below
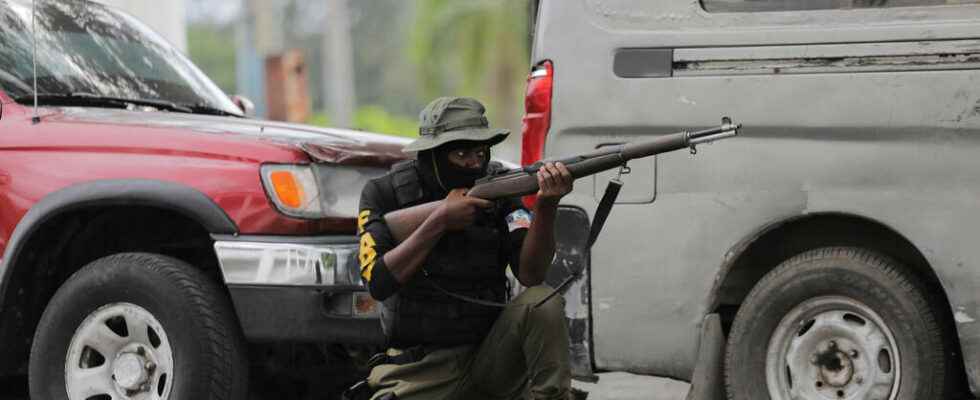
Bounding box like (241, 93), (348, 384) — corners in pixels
(358, 210), (371, 234)
(359, 232), (377, 281)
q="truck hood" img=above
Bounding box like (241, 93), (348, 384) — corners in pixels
(52, 107), (412, 167)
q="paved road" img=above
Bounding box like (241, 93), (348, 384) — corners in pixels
(573, 372), (689, 400)
(5, 372), (976, 400)
(0, 373), (686, 400)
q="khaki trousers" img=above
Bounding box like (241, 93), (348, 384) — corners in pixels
(368, 286), (571, 400)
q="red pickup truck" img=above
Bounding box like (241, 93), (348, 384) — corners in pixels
(0, 1), (411, 398)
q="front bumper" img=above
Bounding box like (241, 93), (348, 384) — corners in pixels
(212, 234), (383, 344)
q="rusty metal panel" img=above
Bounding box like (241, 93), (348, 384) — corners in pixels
(674, 39), (980, 76)
(573, 0), (980, 47)
(265, 50), (311, 123)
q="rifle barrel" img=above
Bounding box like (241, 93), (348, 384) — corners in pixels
(470, 119), (740, 200)
(622, 121), (740, 159)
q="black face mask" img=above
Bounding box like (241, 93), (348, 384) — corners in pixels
(426, 145), (490, 190)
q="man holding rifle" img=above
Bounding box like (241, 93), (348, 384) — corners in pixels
(356, 96), (575, 400)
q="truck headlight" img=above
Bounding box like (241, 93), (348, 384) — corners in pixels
(260, 164), (323, 218)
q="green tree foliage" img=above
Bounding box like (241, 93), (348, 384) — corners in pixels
(187, 24), (237, 94)
(410, 0), (531, 130)
(349, 0), (420, 117)
(354, 105), (420, 138)
(308, 106), (419, 138)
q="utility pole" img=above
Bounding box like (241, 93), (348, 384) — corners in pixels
(324, 0), (355, 128)
(235, 0), (265, 117)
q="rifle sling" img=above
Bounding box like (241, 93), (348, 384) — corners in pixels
(422, 271), (508, 308)
(535, 177), (624, 308)
(589, 177), (623, 247)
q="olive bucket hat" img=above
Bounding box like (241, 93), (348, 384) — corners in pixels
(402, 96), (510, 153)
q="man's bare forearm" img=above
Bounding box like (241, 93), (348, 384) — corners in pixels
(518, 201), (558, 286)
(382, 189), (493, 283)
(384, 201), (443, 243)
(382, 209), (446, 283)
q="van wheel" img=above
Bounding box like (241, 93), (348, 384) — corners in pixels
(724, 247), (947, 400)
(29, 253), (248, 400)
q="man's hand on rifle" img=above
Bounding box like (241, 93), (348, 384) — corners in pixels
(535, 162), (574, 207)
(516, 161), (573, 286)
(437, 188), (494, 231)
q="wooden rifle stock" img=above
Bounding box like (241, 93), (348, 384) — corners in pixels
(383, 119), (740, 242)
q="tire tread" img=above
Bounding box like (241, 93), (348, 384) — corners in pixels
(724, 246), (946, 400)
(29, 252), (247, 400)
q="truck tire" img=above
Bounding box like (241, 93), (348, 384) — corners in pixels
(724, 247), (947, 400)
(29, 253), (248, 400)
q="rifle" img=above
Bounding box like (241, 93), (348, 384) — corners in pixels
(384, 118), (741, 242)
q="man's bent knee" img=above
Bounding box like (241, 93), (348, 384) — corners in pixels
(511, 285), (565, 308)
(510, 286), (566, 334)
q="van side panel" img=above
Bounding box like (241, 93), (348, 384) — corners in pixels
(536, 0), (980, 384)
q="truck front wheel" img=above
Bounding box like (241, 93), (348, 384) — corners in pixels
(725, 247), (948, 400)
(29, 253), (248, 400)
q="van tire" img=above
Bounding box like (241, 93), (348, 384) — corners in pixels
(29, 253), (248, 400)
(724, 247), (947, 400)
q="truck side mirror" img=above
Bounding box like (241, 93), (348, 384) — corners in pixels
(230, 95), (255, 117)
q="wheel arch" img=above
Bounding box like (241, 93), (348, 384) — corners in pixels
(706, 211), (967, 392)
(0, 179), (238, 374)
(707, 212), (942, 316)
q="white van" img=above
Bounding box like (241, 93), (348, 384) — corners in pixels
(527, 1), (980, 399)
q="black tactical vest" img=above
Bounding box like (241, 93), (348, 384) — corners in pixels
(379, 160), (509, 347)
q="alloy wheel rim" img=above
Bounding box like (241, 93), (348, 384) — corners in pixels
(65, 302), (174, 400)
(765, 296), (901, 400)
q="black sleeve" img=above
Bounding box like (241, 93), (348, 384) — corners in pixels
(500, 199), (531, 279)
(357, 179), (401, 301)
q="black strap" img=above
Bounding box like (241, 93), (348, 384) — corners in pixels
(534, 178), (623, 309)
(422, 272), (507, 308)
(391, 160), (424, 207)
(589, 178), (623, 247)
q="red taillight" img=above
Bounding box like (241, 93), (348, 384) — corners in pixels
(521, 60), (554, 209)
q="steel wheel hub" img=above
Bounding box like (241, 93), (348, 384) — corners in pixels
(766, 296), (901, 400)
(815, 340), (855, 388)
(65, 303), (174, 399)
(113, 351), (149, 390)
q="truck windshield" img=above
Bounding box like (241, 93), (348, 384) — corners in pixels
(0, 0), (241, 116)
